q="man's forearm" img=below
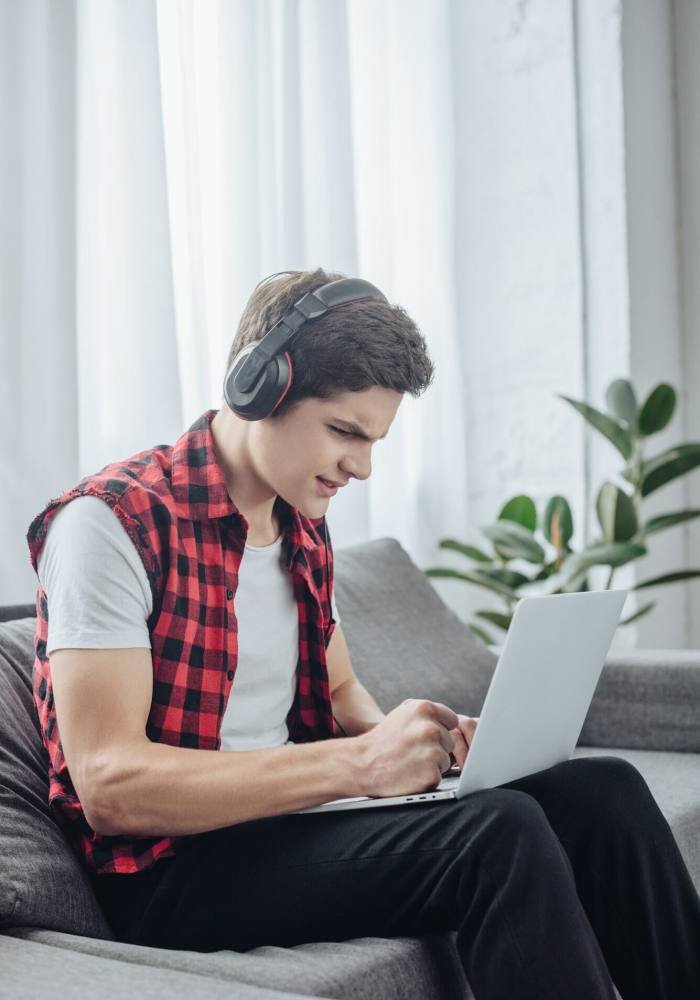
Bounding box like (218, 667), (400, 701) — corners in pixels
(92, 735), (366, 839)
(331, 679), (386, 737)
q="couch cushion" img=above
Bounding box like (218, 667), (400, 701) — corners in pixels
(334, 538), (497, 715)
(579, 649), (700, 752)
(0, 616), (113, 938)
(0, 932), (323, 1000)
(2, 927), (472, 1000)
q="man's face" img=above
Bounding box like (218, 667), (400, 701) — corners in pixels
(250, 387), (403, 518)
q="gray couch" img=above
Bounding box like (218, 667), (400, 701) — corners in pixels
(1, 538), (698, 999)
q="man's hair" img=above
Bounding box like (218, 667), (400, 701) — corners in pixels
(224, 267), (435, 418)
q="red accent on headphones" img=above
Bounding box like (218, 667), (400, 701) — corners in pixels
(268, 352), (294, 416)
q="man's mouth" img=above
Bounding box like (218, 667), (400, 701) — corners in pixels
(317, 476), (343, 496)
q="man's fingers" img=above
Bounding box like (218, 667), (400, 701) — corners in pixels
(425, 700), (460, 732)
(458, 715), (479, 746)
(450, 729), (469, 768)
(436, 725), (456, 755)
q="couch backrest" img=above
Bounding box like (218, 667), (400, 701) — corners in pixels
(0, 604), (36, 623)
(334, 537), (497, 714)
(0, 616), (113, 937)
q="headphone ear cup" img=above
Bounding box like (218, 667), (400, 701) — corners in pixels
(224, 343), (293, 420)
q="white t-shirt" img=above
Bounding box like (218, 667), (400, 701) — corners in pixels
(36, 496), (340, 751)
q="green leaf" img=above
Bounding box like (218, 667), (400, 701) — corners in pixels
(531, 559), (561, 581)
(637, 383), (676, 435)
(425, 568), (473, 580)
(468, 622), (495, 646)
(425, 567), (521, 600)
(619, 601), (655, 626)
(595, 482), (638, 542)
(561, 542), (647, 580)
(641, 509), (700, 536)
(605, 378), (638, 428)
(561, 570), (590, 594)
(640, 444), (700, 497)
(558, 395), (633, 460)
(438, 538), (492, 562)
(517, 568), (582, 596)
(480, 521), (545, 564)
(499, 495), (537, 532)
(474, 567), (531, 590)
(632, 569), (700, 590)
(543, 495), (574, 547)
(475, 609), (513, 631)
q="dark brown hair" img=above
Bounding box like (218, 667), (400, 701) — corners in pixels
(224, 267), (435, 418)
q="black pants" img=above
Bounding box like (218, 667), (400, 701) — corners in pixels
(89, 755), (700, 1000)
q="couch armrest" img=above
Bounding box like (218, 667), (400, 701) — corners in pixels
(578, 649), (700, 752)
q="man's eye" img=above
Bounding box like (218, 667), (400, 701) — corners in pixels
(330, 426), (352, 437)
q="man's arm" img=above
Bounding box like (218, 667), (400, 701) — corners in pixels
(50, 646), (366, 839)
(332, 679), (386, 736)
(325, 625), (478, 765)
(326, 624), (386, 736)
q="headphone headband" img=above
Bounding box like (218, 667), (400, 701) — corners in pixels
(233, 278), (388, 394)
(223, 274), (388, 420)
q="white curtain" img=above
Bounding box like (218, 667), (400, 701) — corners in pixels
(153, 0), (470, 566)
(2, 0), (472, 614)
(2, 0), (696, 647)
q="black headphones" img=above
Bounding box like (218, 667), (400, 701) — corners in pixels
(223, 274), (388, 420)
(223, 272), (389, 739)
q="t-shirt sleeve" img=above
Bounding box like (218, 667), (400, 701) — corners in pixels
(36, 495), (152, 656)
(325, 523), (340, 626)
(330, 587), (340, 626)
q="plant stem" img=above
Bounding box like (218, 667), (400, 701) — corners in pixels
(605, 566), (615, 590)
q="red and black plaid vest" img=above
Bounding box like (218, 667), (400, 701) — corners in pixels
(26, 408), (336, 875)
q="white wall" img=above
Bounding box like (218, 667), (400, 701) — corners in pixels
(673, 0), (700, 650)
(434, 1), (641, 649)
(423, 0), (700, 650)
(621, 0), (700, 648)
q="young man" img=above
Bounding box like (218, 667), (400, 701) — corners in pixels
(27, 269), (700, 999)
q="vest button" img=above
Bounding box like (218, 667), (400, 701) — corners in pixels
(226, 588), (234, 600)
(227, 669), (234, 681)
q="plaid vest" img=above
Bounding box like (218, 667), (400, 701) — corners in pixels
(26, 409), (336, 875)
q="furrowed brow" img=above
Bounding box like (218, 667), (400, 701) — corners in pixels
(332, 418), (388, 443)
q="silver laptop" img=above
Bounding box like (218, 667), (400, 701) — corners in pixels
(293, 588), (628, 814)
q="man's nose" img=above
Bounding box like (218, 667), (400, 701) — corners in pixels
(341, 453), (371, 482)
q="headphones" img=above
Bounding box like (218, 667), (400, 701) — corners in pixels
(223, 272), (389, 740)
(223, 274), (388, 420)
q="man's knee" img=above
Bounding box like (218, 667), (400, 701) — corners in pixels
(550, 754), (654, 819)
(451, 788), (572, 887)
(558, 754), (648, 793)
(458, 787), (554, 843)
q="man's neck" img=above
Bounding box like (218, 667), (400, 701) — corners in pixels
(246, 501), (283, 546)
(210, 407), (281, 543)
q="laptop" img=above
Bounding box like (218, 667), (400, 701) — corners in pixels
(292, 588), (628, 814)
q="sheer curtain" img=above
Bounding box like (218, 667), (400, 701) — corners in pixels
(2, 0), (472, 616)
(154, 0), (470, 564)
(3, 0), (695, 646)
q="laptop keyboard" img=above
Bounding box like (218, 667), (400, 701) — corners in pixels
(439, 774), (460, 790)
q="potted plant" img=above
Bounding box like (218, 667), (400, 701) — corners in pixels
(425, 378), (700, 645)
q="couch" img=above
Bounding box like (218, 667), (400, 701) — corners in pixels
(2, 537), (699, 999)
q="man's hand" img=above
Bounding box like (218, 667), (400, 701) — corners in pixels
(447, 714), (480, 770)
(355, 698), (461, 797)
(353, 701), (481, 797)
